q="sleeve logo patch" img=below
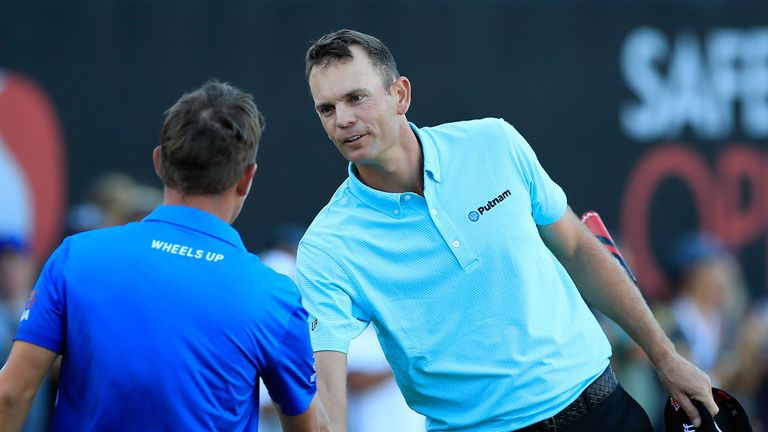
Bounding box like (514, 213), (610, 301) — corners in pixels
(19, 289), (38, 322)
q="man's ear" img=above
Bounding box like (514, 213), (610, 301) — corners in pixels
(152, 146), (163, 178)
(236, 163), (258, 197)
(394, 76), (412, 115)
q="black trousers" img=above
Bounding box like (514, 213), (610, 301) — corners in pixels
(519, 385), (654, 432)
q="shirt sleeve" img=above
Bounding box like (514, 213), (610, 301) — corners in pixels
(295, 240), (368, 354)
(260, 304), (317, 416)
(15, 238), (70, 353)
(499, 119), (567, 225)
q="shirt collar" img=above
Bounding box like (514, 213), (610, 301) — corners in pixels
(346, 122), (441, 218)
(412, 122), (442, 183)
(142, 205), (247, 251)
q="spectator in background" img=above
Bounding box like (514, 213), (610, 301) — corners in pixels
(0, 235), (51, 432)
(347, 325), (424, 432)
(726, 294), (768, 431)
(67, 172), (162, 234)
(745, 300), (768, 430)
(0, 236), (34, 351)
(260, 224), (307, 281)
(659, 232), (746, 385)
(657, 231), (768, 427)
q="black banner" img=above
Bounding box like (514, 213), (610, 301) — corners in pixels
(2, 0), (767, 297)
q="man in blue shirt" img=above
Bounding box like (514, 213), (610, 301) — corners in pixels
(297, 29), (719, 431)
(0, 81), (327, 432)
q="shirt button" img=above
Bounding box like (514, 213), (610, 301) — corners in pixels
(431, 208), (438, 216)
(404, 195), (412, 201)
(452, 240), (461, 248)
(393, 209), (400, 215)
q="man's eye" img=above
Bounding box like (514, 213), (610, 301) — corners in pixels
(350, 95), (363, 103)
(319, 106), (334, 115)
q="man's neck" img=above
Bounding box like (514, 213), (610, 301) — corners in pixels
(162, 188), (239, 224)
(355, 126), (424, 195)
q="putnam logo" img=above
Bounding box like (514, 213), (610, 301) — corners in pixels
(468, 189), (511, 221)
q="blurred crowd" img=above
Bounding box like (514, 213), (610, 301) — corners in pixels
(602, 233), (768, 430)
(2, 172), (767, 431)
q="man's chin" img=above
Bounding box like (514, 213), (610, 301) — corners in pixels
(341, 148), (372, 164)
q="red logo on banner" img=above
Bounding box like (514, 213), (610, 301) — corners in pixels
(0, 71), (66, 258)
(622, 143), (768, 296)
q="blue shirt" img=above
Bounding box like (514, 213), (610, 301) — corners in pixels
(16, 205), (316, 431)
(297, 118), (611, 431)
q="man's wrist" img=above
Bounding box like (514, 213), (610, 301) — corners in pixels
(645, 337), (677, 368)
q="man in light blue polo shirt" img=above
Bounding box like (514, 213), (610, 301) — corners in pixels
(297, 29), (719, 431)
(0, 81), (327, 431)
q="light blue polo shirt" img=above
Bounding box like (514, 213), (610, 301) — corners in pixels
(16, 205), (317, 431)
(296, 118), (611, 431)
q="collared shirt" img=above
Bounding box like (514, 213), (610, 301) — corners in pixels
(17, 205), (316, 431)
(297, 118), (611, 431)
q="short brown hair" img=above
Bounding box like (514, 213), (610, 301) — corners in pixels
(305, 29), (399, 89)
(158, 80), (265, 195)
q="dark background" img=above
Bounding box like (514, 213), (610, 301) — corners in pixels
(2, 0), (767, 298)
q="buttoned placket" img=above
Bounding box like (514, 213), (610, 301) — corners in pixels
(422, 184), (478, 271)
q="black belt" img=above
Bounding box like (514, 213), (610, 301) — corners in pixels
(517, 366), (618, 432)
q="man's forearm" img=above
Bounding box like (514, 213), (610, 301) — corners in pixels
(0, 341), (58, 432)
(563, 225), (675, 365)
(0, 388), (34, 432)
(318, 379), (347, 432)
(315, 351), (349, 432)
(541, 210), (718, 424)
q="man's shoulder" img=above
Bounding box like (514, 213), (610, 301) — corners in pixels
(420, 117), (510, 136)
(415, 118), (517, 154)
(39, 224), (142, 276)
(67, 223), (138, 246)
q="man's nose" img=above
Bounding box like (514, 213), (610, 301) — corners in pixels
(335, 105), (356, 128)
